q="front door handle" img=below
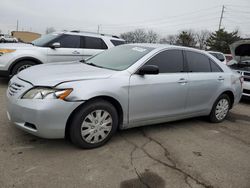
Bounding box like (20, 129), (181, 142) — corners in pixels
(218, 76), (224, 81)
(72, 51), (80, 55)
(178, 78), (188, 84)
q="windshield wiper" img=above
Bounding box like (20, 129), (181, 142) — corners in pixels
(87, 62), (105, 68)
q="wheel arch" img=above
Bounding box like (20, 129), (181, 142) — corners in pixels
(9, 57), (43, 75)
(65, 95), (124, 139)
(220, 90), (235, 109)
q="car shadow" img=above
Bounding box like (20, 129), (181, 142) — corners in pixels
(0, 78), (9, 85)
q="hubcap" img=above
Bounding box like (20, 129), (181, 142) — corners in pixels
(81, 110), (112, 144)
(17, 64), (32, 73)
(215, 99), (229, 121)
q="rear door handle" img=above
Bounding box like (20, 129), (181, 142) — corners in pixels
(72, 51), (80, 55)
(218, 76), (224, 81)
(178, 78), (188, 84)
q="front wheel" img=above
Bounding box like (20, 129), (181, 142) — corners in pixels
(11, 60), (36, 76)
(70, 100), (118, 149)
(209, 94), (231, 123)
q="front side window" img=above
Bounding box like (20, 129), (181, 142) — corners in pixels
(56, 35), (80, 48)
(186, 51), (211, 72)
(144, 50), (184, 73)
(82, 36), (108, 49)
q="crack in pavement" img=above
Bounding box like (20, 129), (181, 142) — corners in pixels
(120, 130), (214, 188)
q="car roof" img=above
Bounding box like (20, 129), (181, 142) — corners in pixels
(129, 43), (208, 54)
(54, 31), (125, 41)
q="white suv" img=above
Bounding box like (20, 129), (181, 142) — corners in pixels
(0, 31), (125, 77)
(0, 34), (18, 43)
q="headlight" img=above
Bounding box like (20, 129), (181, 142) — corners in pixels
(22, 87), (73, 100)
(0, 49), (16, 56)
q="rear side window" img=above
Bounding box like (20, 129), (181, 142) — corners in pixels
(82, 36), (108, 49)
(57, 35), (80, 48)
(110, 40), (125, 46)
(210, 60), (222, 72)
(145, 50), (184, 73)
(216, 53), (225, 61)
(186, 51), (211, 72)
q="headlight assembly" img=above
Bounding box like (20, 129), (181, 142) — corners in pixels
(22, 87), (73, 100)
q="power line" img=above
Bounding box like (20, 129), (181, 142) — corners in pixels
(218, 5), (225, 30)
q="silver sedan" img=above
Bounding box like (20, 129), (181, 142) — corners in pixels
(6, 44), (242, 148)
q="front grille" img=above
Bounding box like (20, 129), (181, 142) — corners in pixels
(244, 77), (250, 82)
(8, 83), (24, 96)
(243, 89), (250, 95)
(244, 72), (250, 77)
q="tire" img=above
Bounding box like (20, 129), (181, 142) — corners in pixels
(209, 94), (231, 123)
(70, 100), (119, 149)
(11, 60), (36, 76)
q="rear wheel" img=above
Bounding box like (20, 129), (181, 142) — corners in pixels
(209, 94), (231, 123)
(70, 100), (118, 149)
(11, 60), (36, 75)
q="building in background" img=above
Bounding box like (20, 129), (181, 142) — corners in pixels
(11, 31), (41, 42)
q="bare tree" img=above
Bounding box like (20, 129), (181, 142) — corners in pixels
(159, 35), (177, 44)
(147, 30), (159, 43)
(45, 27), (56, 34)
(195, 30), (211, 50)
(120, 29), (158, 43)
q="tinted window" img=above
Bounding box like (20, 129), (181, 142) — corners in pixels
(216, 53), (225, 61)
(83, 36), (108, 49)
(210, 60), (222, 72)
(145, 50), (184, 73)
(186, 51), (211, 72)
(111, 40), (125, 46)
(57, 35), (80, 48)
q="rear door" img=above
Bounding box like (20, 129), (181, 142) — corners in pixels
(185, 50), (224, 113)
(47, 34), (84, 63)
(129, 49), (188, 124)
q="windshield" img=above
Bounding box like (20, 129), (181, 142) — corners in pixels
(32, 33), (62, 46)
(85, 45), (154, 71)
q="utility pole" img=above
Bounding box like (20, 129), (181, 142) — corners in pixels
(16, 20), (19, 31)
(97, 25), (101, 33)
(218, 5), (225, 30)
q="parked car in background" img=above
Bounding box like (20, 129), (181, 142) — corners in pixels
(7, 44), (242, 148)
(0, 34), (18, 43)
(208, 51), (227, 64)
(228, 39), (250, 98)
(0, 31), (125, 77)
(225, 54), (233, 63)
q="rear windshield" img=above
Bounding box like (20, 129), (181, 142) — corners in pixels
(86, 45), (153, 71)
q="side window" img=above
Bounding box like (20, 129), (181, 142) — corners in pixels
(186, 51), (211, 72)
(110, 40), (125, 46)
(82, 36), (108, 49)
(56, 35), (80, 48)
(210, 59), (222, 72)
(145, 50), (184, 73)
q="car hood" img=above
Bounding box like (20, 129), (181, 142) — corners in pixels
(230, 40), (250, 62)
(17, 62), (116, 86)
(0, 43), (37, 50)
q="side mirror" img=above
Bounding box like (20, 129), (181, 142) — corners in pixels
(138, 65), (159, 75)
(51, 42), (60, 49)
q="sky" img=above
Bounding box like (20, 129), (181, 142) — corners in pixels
(1, 0), (250, 37)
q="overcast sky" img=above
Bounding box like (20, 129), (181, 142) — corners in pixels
(1, 0), (250, 37)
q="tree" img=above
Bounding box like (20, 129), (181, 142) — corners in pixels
(159, 35), (177, 45)
(176, 30), (196, 47)
(147, 30), (159, 43)
(120, 29), (158, 43)
(45, 27), (56, 34)
(195, 30), (211, 50)
(206, 29), (241, 53)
